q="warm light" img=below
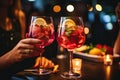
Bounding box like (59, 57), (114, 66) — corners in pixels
(66, 4), (74, 12)
(60, 46), (64, 52)
(106, 55), (111, 61)
(53, 5), (61, 13)
(84, 27), (89, 34)
(72, 58), (82, 74)
(88, 6), (93, 12)
(106, 66), (111, 80)
(104, 54), (113, 65)
(96, 4), (102, 11)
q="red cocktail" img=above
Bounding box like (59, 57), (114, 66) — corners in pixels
(27, 16), (55, 75)
(57, 17), (85, 79)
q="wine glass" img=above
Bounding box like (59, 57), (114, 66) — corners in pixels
(57, 17), (85, 79)
(27, 16), (55, 75)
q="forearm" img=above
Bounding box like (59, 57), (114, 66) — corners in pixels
(0, 51), (15, 70)
(0, 51), (35, 74)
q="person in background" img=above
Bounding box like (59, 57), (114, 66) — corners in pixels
(0, 0), (54, 79)
(0, 0), (26, 55)
(8, 0), (26, 39)
(113, 2), (120, 56)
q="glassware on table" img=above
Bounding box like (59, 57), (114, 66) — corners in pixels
(104, 54), (113, 66)
(72, 58), (82, 74)
(57, 17), (85, 79)
(27, 16), (55, 75)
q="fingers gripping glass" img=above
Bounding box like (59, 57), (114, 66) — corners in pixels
(27, 16), (55, 75)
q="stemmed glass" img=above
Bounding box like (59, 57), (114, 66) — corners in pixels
(57, 17), (85, 79)
(27, 16), (55, 75)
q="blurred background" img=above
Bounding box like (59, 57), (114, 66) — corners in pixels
(21, 0), (119, 46)
(0, 0), (120, 58)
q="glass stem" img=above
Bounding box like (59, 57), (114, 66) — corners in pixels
(39, 52), (43, 72)
(69, 51), (73, 75)
(39, 53), (42, 67)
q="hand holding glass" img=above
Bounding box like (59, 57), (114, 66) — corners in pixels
(27, 16), (55, 75)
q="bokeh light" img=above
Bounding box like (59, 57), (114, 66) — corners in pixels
(53, 5), (61, 13)
(84, 27), (89, 34)
(28, 0), (35, 2)
(111, 15), (117, 22)
(95, 4), (102, 11)
(66, 4), (74, 12)
(103, 15), (111, 23)
(105, 23), (113, 30)
(88, 12), (95, 23)
(88, 6), (93, 12)
(100, 12), (105, 22)
(34, 0), (44, 11)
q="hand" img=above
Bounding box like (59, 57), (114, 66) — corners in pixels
(33, 57), (54, 69)
(9, 38), (43, 62)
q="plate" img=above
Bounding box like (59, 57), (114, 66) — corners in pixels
(73, 51), (120, 62)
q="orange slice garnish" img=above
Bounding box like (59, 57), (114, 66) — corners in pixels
(33, 18), (47, 26)
(63, 19), (76, 27)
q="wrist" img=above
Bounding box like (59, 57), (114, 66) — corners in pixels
(6, 51), (16, 64)
(0, 51), (15, 70)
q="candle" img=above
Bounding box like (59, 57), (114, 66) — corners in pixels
(104, 54), (113, 65)
(72, 58), (82, 74)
